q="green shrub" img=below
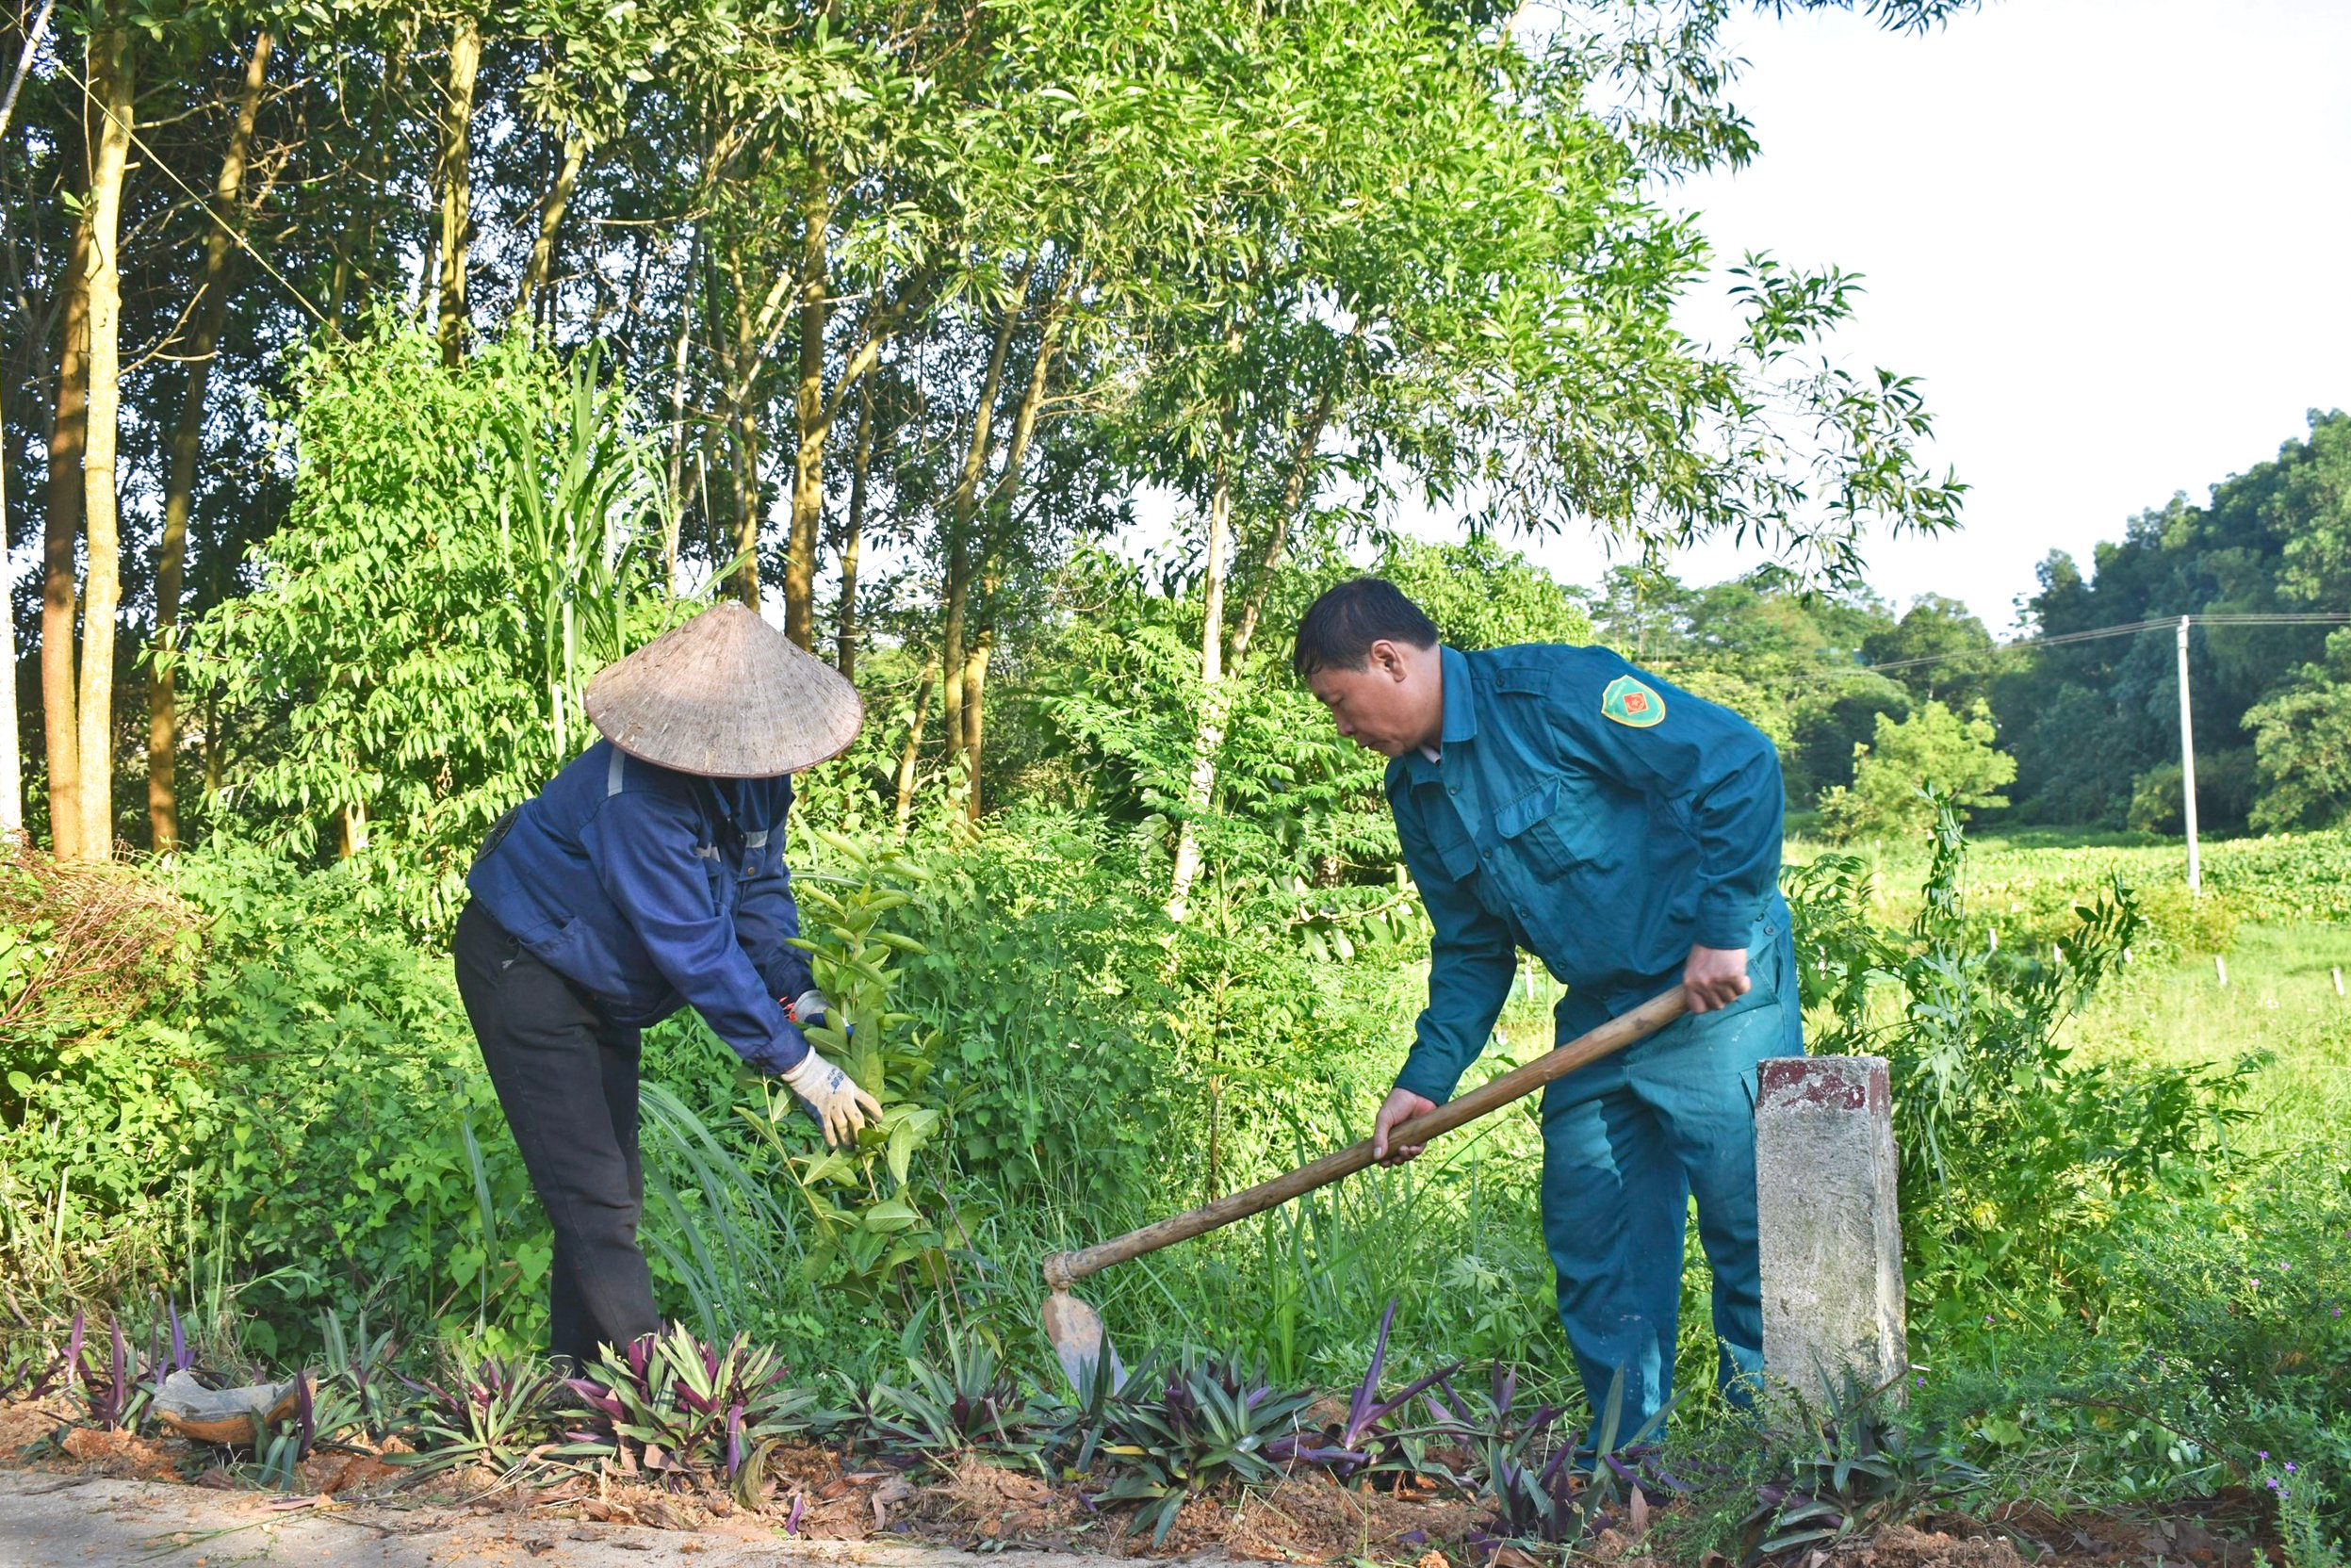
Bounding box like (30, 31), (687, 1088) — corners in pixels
(1817, 702), (2016, 844)
(182, 323), (684, 938)
(1788, 794), (2258, 1320)
(0, 842), (542, 1355)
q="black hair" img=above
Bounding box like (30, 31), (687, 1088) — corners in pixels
(1292, 578), (1439, 678)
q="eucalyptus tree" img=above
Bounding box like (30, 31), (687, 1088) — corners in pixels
(146, 21), (270, 852)
(1128, 0), (1690, 914)
(921, 0), (1352, 819)
(660, 0), (972, 633)
(1135, 0), (1969, 916)
(0, 0), (57, 839)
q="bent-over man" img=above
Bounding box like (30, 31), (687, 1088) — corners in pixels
(1296, 578), (1798, 1435)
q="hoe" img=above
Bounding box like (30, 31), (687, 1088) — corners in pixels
(1040, 984), (1691, 1391)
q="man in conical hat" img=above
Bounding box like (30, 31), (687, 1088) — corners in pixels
(456, 601), (879, 1366)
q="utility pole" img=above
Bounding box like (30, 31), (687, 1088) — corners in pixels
(2177, 615), (2200, 894)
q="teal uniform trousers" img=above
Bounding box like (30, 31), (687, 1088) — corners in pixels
(1385, 645), (1797, 1435)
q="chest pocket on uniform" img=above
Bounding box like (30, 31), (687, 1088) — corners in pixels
(1495, 776), (1602, 882)
(1411, 781), (1482, 883)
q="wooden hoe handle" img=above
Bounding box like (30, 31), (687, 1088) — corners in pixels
(1042, 985), (1690, 1289)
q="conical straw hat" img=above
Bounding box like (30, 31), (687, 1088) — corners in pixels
(584, 601), (865, 777)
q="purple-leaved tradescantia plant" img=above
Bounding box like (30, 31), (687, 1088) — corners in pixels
(566, 1326), (818, 1505)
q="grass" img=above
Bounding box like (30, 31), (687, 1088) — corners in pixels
(2073, 921), (2351, 1155)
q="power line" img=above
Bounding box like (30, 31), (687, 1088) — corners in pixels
(1858, 611), (2351, 676)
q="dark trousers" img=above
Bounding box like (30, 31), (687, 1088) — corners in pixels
(453, 900), (661, 1365)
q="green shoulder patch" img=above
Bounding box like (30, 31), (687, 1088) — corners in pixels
(1600, 674), (1665, 728)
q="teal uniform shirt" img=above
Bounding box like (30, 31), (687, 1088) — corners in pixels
(1386, 643), (1785, 1103)
(1382, 643), (1792, 1431)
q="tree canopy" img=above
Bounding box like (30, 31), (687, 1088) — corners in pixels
(2, 0), (1964, 872)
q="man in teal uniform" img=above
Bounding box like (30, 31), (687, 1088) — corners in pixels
(1295, 579), (1798, 1435)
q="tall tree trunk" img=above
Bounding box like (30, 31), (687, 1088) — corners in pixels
(433, 16), (480, 367)
(782, 167), (829, 647)
(939, 268), (1028, 778)
(41, 216), (89, 860)
(959, 275), (1070, 818)
(836, 376), (872, 678)
(1228, 374), (1340, 670)
(715, 235), (782, 609)
(725, 292), (762, 610)
(74, 5), (133, 861)
(1166, 410), (1234, 921)
(891, 652), (937, 842)
(326, 41), (401, 331)
(150, 26), (269, 855)
(661, 244), (697, 595)
(0, 0), (59, 839)
(413, 218), (438, 320)
(201, 682), (220, 794)
(1168, 352), (1344, 914)
(513, 127), (583, 326)
(0, 401), (14, 840)
(958, 640), (988, 818)
(728, 396), (763, 608)
(939, 540), (968, 792)
(0, 0), (57, 135)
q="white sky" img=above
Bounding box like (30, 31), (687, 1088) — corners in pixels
(1513, 0), (2351, 634)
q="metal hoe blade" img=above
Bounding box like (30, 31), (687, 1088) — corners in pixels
(1042, 1286), (1123, 1395)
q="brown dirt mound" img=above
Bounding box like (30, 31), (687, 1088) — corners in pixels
(1586, 1521), (2024, 1568)
(0, 1398), (65, 1462)
(295, 1449), (407, 1495)
(59, 1424), (183, 1480)
(1839, 1524), (2028, 1568)
(905, 1453), (1094, 1548)
(1152, 1474), (1485, 1561)
(1221, 1476), (1486, 1561)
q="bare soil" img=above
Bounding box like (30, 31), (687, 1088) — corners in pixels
(0, 1396), (2289, 1567)
(1942, 1493), (2283, 1568)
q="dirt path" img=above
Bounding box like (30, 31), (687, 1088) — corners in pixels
(0, 1472), (1252, 1568)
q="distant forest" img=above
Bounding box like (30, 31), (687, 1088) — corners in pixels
(1598, 410), (2351, 836)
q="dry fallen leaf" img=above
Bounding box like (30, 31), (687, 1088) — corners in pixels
(871, 1475), (915, 1529)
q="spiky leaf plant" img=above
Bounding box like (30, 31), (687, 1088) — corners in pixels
(864, 1326), (1038, 1467)
(0, 1334), (65, 1401)
(400, 1354), (596, 1478)
(566, 1326), (817, 1492)
(1094, 1349), (1321, 1544)
(1740, 1381), (1986, 1559)
(1280, 1299), (1464, 1482)
(316, 1308), (400, 1442)
(1422, 1364), (1672, 1549)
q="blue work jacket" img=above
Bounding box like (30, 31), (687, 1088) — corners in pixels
(1389, 645), (1785, 1104)
(467, 740), (816, 1074)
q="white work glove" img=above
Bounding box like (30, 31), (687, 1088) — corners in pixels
(789, 989), (831, 1029)
(778, 1049), (881, 1148)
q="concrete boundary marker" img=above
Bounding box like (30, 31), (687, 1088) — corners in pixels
(1755, 1054), (1910, 1408)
